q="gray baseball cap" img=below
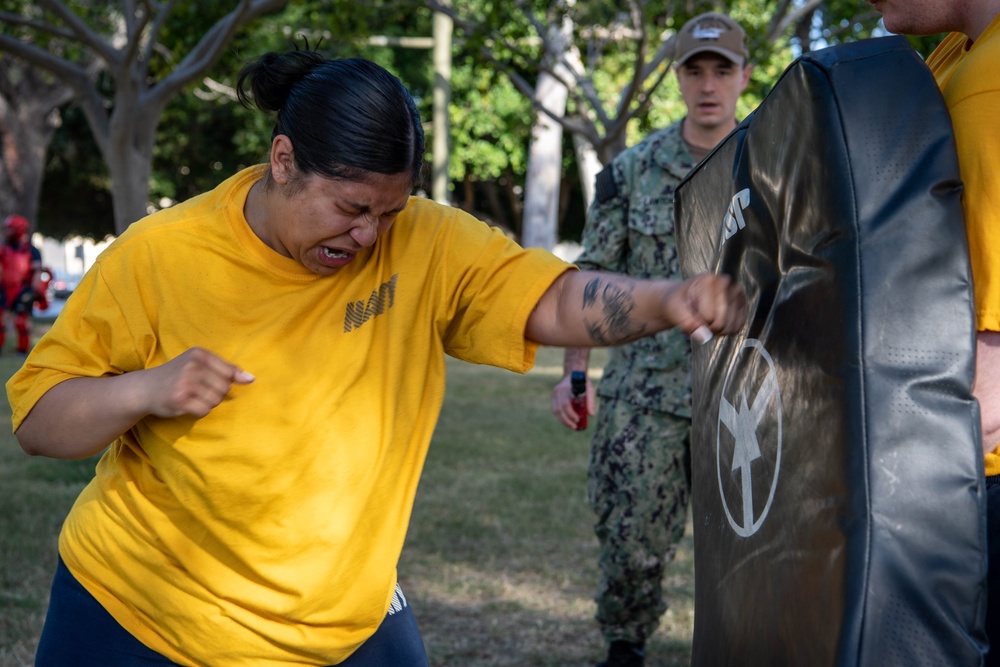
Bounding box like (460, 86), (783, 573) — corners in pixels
(673, 12), (749, 65)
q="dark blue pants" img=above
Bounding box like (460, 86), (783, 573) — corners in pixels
(35, 557), (429, 666)
(987, 475), (1000, 667)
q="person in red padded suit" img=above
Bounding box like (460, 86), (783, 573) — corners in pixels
(0, 214), (44, 354)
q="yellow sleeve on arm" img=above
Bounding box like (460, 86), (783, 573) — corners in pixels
(6, 264), (140, 432)
(439, 226), (572, 372)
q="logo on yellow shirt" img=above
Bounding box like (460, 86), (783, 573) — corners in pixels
(344, 274), (398, 333)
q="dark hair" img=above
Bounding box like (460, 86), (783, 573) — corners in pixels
(236, 50), (424, 186)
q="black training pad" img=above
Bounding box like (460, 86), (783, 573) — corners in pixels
(675, 36), (986, 666)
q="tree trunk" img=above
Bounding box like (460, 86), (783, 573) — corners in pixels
(0, 110), (52, 225)
(99, 84), (165, 234)
(520, 70), (567, 250)
(0, 62), (74, 229)
(107, 139), (155, 233)
(431, 4), (453, 204)
(68, 95), (155, 235)
(0, 0), (291, 236)
(503, 168), (523, 235)
(481, 180), (507, 231)
(572, 129), (602, 211)
(456, 175), (469, 212)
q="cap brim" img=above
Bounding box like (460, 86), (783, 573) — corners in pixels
(677, 46), (745, 65)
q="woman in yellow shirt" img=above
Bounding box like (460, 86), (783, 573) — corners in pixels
(8, 48), (745, 667)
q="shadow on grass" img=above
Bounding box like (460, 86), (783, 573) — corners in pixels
(408, 592), (694, 667)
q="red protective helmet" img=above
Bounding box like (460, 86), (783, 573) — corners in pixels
(4, 214), (29, 236)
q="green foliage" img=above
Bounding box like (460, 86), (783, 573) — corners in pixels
(149, 0), (443, 205)
(28, 0), (956, 240)
(37, 0), (440, 228)
(151, 92), (260, 205)
(3, 0), (118, 56)
(448, 64), (531, 182)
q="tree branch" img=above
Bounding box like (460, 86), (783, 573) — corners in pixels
(0, 60), (75, 111)
(0, 11), (76, 40)
(768, 0), (823, 41)
(426, 0), (608, 132)
(141, 0), (180, 68)
(121, 0), (154, 82)
(35, 0), (120, 65)
(192, 76), (239, 102)
(0, 34), (93, 90)
(122, 0), (140, 43)
(148, 0), (288, 108)
(766, 0), (795, 42)
(612, 0), (649, 120)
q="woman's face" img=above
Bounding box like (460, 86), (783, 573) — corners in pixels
(257, 136), (414, 276)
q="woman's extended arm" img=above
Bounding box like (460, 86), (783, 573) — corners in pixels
(526, 270), (746, 347)
(15, 347), (254, 460)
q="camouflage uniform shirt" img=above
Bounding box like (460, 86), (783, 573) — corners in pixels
(577, 118), (696, 418)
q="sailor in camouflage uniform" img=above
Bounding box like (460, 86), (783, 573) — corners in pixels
(551, 13), (752, 667)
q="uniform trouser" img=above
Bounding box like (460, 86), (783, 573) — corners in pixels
(35, 556), (429, 667)
(587, 399), (691, 644)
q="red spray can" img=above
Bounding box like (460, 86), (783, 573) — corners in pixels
(570, 370), (588, 431)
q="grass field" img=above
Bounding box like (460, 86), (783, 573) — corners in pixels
(0, 340), (696, 667)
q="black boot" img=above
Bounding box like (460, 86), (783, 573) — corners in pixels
(596, 640), (645, 667)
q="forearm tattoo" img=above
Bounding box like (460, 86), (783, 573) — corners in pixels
(582, 278), (647, 345)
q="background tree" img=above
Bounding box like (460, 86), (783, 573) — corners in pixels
(446, 63), (533, 234)
(30, 0), (440, 240)
(424, 0), (942, 248)
(6, 1), (947, 243)
(0, 55), (75, 228)
(0, 0), (290, 235)
(0, 0), (103, 229)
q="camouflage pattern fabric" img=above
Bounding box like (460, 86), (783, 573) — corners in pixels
(576, 119), (697, 418)
(588, 400), (691, 643)
(577, 118), (697, 643)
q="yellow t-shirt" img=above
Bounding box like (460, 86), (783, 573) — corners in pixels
(7, 166), (571, 666)
(927, 14), (1000, 474)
